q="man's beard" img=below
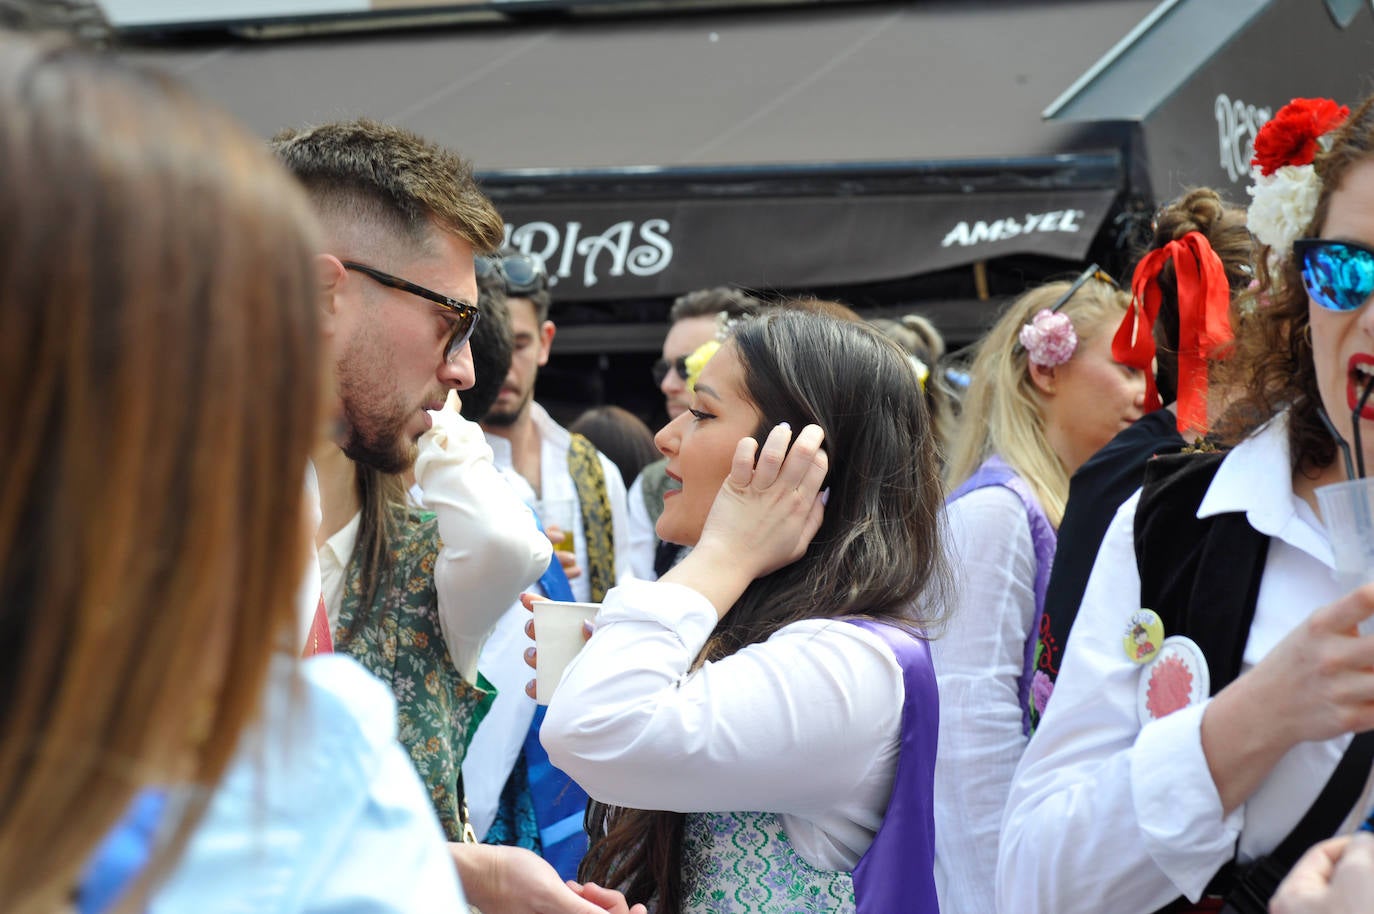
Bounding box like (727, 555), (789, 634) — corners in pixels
(335, 350), (416, 474)
(481, 387), (532, 428)
(341, 407), (415, 473)
(481, 405), (520, 428)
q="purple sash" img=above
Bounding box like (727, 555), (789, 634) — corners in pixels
(848, 620), (940, 914)
(948, 456), (1058, 735)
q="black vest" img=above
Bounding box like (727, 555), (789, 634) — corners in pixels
(1136, 452), (1372, 914)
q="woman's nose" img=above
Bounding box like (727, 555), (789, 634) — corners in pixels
(654, 411), (684, 457)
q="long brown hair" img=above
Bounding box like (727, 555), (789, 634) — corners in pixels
(0, 36), (323, 912)
(337, 463), (410, 638)
(579, 310), (949, 912)
(1217, 94), (1374, 469)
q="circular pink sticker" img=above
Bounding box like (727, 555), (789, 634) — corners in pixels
(1136, 635), (1209, 724)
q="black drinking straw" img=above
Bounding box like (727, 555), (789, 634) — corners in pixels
(1317, 406), (1357, 481)
(1356, 373), (1374, 480)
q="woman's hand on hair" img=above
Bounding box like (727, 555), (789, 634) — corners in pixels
(661, 423), (828, 618)
(1200, 583), (1374, 813)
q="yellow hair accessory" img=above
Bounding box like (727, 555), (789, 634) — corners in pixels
(685, 339), (721, 390)
(909, 355), (930, 391)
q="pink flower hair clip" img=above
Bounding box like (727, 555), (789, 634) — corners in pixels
(1018, 309), (1078, 367)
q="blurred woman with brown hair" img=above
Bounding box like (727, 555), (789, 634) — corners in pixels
(0, 33), (328, 912)
(0, 34), (643, 914)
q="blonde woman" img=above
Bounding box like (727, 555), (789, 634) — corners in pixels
(933, 270), (1144, 914)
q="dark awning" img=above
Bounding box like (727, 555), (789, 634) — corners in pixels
(125, 0), (1157, 300)
(1045, 0), (1374, 205)
(489, 158), (1121, 300)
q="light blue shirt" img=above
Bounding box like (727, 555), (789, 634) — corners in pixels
(149, 654), (466, 913)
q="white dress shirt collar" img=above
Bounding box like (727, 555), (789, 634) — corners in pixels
(1199, 411), (1332, 568)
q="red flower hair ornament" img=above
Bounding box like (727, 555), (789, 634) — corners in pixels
(1247, 98), (1350, 276)
(1251, 97), (1349, 177)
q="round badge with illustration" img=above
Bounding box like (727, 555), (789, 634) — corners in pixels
(1136, 635), (1210, 725)
(1122, 609), (1164, 665)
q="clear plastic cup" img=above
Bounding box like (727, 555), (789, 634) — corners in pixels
(536, 498), (577, 553)
(531, 599), (599, 705)
(1316, 478), (1374, 634)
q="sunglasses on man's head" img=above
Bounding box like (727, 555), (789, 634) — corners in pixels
(1293, 239), (1374, 312)
(342, 261), (480, 363)
(476, 252), (548, 296)
(651, 355), (691, 386)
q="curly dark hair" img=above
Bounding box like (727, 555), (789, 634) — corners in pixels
(1216, 94), (1374, 473)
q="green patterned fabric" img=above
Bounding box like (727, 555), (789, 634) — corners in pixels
(567, 432), (616, 602)
(638, 458), (673, 527)
(681, 811), (856, 914)
(335, 508), (495, 842)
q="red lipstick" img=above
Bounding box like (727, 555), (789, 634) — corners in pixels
(1348, 354), (1374, 421)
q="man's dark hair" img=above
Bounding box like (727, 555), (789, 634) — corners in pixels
(270, 118), (505, 255)
(462, 271), (514, 422)
(668, 286), (763, 324)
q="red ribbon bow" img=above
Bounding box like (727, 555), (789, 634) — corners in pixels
(1112, 232), (1234, 435)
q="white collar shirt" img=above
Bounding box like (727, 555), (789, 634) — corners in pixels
(998, 414), (1359, 914)
(484, 402), (632, 604)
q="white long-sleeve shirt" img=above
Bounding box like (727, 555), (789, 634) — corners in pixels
(932, 484), (1039, 914)
(486, 402), (632, 604)
(540, 579), (907, 871)
(150, 655), (466, 913)
(624, 469), (660, 582)
(320, 403), (551, 685)
(998, 416), (1361, 914)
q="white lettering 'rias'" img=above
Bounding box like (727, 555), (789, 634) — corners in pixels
(940, 209), (1084, 248)
(1214, 93), (1273, 183)
(505, 219), (673, 288)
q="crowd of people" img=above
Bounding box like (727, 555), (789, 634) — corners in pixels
(6, 21), (1374, 914)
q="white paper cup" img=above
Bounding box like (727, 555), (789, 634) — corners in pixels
(1317, 478), (1374, 635)
(532, 600), (599, 705)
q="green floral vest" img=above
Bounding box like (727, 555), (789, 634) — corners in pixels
(680, 811), (856, 914)
(335, 509), (495, 842)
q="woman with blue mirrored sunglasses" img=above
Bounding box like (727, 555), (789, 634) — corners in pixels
(998, 92), (1374, 914)
(1293, 238), (1374, 312)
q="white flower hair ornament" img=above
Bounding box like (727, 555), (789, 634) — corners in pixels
(1018, 309), (1078, 368)
(713, 309), (745, 341)
(1246, 97), (1350, 277)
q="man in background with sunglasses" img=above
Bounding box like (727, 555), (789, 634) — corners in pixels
(467, 249), (631, 879)
(476, 248), (631, 599)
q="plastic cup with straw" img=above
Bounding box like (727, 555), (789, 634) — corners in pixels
(1315, 375), (1374, 633)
